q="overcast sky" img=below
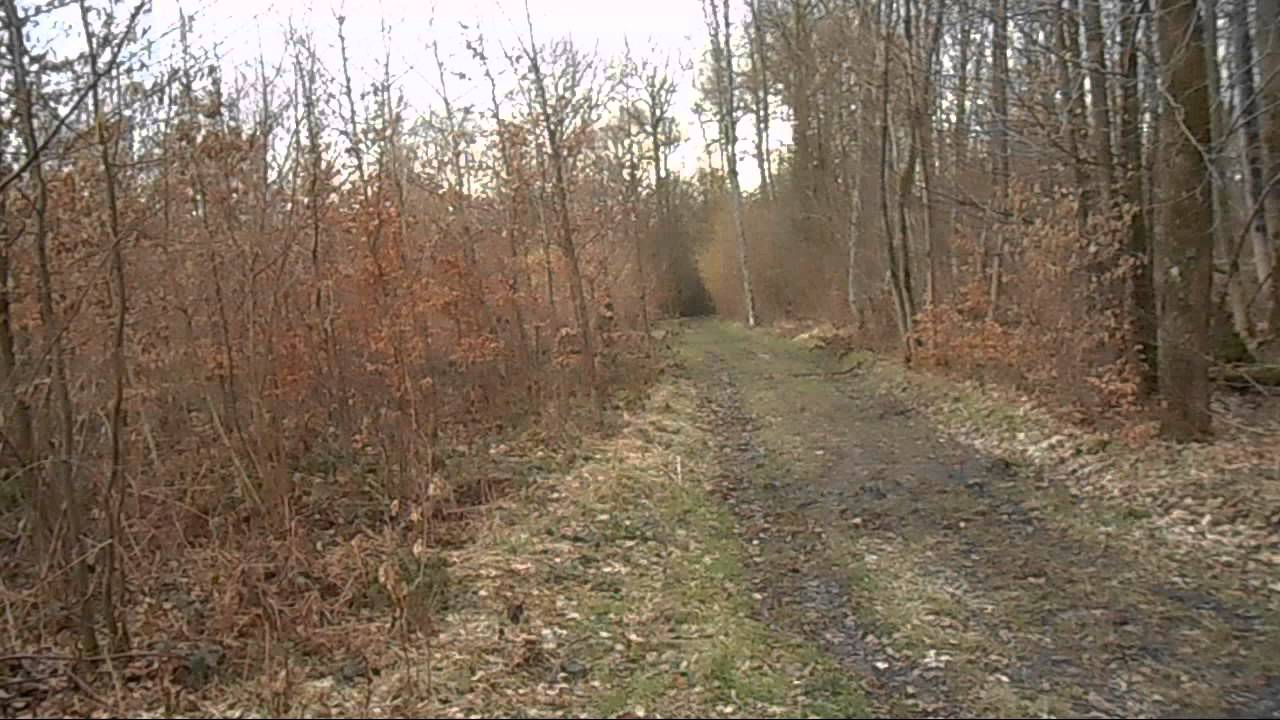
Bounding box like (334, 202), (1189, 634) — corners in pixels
(130, 0), (746, 183)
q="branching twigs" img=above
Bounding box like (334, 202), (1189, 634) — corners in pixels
(0, 3), (146, 196)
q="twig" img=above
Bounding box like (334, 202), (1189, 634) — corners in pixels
(0, 3), (146, 196)
(1234, 366), (1276, 397)
(0, 651), (181, 664)
(66, 670), (110, 710)
(1212, 410), (1273, 436)
(790, 363), (865, 378)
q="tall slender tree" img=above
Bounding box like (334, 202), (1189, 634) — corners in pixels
(1154, 0), (1215, 440)
(705, 0), (758, 326)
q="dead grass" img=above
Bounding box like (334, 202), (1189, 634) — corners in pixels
(856, 342), (1280, 586)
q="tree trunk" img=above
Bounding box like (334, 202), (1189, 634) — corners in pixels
(1233, 0), (1276, 311)
(524, 29), (601, 416)
(1201, 0), (1256, 355)
(880, 0), (913, 354)
(749, 0), (774, 201)
(533, 138), (557, 315)
(950, 0), (972, 283)
(1119, 0), (1156, 395)
(1154, 0), (1214, 440)
(1256, 0), (1280, 350)
(4, 0), (98, 654)
(789, 0), (815, 232)
(1083, 0), (1116, 201)
(708, 0), (758, 326)
(988, 0), (1011, 318)
(896, 0), (920, 323)
(1054, 0), (1088, 236)
(920, 0), (944, 307)
(79, 0), (131, 652)
(846, 100), (864, 322)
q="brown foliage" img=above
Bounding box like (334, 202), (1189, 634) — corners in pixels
(0, 8), (691, 706)
(915, 190), (1142, 423)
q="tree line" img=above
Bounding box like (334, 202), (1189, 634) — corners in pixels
(694, 0), (1279, 441)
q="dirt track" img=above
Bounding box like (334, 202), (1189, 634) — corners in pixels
(677, 320), (1280, 719)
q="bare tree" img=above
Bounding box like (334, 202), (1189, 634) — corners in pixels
(748, 0), (775, 201)
(879, 0), (914, 351)
(522, 6), (605, 412)
(1232, 0), (1276, 320)
(1119, 0), (1156, 394)
(1154, 0), (1215, 439)
(5, 0), (97, 654)
(78, 0), (144, 652)
(705, 0), (759, 327)
(1256, 0), (1280, 352)
(1083, 0), (1116, 202)
(988, 0), (1011, 317)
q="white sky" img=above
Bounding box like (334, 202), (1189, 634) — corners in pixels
(135, 0), (738, 182)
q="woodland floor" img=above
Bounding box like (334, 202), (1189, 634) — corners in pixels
(17, 319), (1280, 719)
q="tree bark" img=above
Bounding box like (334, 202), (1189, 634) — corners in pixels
(988, 0), (1011, 318)
(894, 0), (924, 320)
(1232, 0), (1277, 317)
(4, 0), (98, 654)
(920, 0), (944, 307)
(1154, 0), (1214, 440)
(1083, 0), (1116, 201)
(880, 0), (913, 354)
(79, 0), (132, 652)
(1119, 0), (1156, 395)
(1255, 0), (1280, 349)
(845, 86), (865, 322)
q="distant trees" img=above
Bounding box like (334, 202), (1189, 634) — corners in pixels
(704, 0), (758, 327)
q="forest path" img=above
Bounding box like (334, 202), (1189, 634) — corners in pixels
(676, 319), (1279, 719)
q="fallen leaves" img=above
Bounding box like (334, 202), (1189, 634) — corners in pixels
(865, 354), (1280, 587)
